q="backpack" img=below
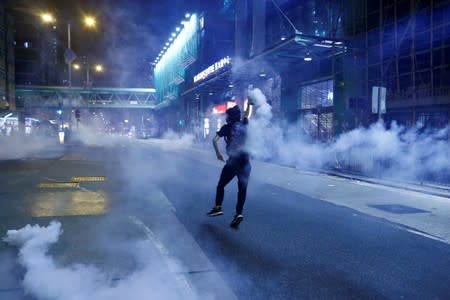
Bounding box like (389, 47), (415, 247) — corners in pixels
(227, 121), (247, 157)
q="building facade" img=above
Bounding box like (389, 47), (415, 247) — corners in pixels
(348, 0), (450, 129)
(154, 0), (450, 140)
(0, 2), (15, 110)
(5, 0), (59, 87)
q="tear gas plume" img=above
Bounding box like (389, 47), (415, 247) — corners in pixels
(0, 133), (64, 160)
(3, 221), (199, 300)
(246, 88), (449, 182)
(159, 129), (194, 150)
(74, 123), (130, 147)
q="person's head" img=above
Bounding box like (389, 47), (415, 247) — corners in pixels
(226, 105), (241, 124)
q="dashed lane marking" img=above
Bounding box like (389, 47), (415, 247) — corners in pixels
(38, 182), (80, 189)
(71, 176), (107, 182)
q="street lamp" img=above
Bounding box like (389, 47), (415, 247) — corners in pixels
(40, 12), (97, 138)
(40, 13), (55, 23)
(40, 12), (97, 87)
(73, 62), (104, 87)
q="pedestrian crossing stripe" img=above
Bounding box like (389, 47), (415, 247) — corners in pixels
(38, 182), (80, 188)
(71, 176), (107, 182)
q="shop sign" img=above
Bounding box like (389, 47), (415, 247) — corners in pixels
(194, 56), (231, 83)
(213, 101), (236, 114)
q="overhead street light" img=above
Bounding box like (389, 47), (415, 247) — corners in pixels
(94, 64), (103, 72)
(40, 13), (55, 23)
(40, 12), (97, 88)
(84, 16), (96, 28)
(73, 62), (104, 87)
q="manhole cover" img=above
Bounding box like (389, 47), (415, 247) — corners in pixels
(368, 204), (429, 214)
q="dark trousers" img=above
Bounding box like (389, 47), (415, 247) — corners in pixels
(215, 157), (251, 215)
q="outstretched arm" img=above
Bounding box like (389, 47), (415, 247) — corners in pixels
(212, 134), (225, 162)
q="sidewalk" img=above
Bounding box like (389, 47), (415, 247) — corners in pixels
(177, 142), (450, 244)
(190, 140), (450, 199)
(322, 169), (450, 199)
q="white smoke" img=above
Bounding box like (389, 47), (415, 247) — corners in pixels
(245, 88), (449, 182)
(73, 123), (129, 147)
(3, 221), (197, 300)
(158, 129), (194, 150)
(246, 88), (274, 160)
(0, 133), (64, 160)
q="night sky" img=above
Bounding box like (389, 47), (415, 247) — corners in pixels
(7, 0), (229, 87)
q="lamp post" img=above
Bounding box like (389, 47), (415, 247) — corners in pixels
(40, 13), (97, 86)
(73, 63), (104, 87)
(41, 12), (97, 141)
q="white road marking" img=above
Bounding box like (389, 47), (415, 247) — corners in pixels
(129, 215), (196, 299)
(394, 225), (449, 244)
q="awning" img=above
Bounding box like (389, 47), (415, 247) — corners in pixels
(181, 32), (346, 97)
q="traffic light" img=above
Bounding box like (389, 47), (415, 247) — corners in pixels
(57, 102), (63, 115)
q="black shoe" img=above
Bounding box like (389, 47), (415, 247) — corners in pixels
(230, 214), (243, 228)
(206, 206), (223, 217)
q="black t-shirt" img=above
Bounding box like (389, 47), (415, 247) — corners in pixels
(217, 118), (249, 160)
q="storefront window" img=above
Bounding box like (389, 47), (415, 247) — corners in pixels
(299, 79), (334, 109)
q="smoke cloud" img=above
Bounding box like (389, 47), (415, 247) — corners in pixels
(245, 88), (449, 182)
(159, 129), (194, 150)
(73, 123), (129, 147)
(0, 133), (64, 160)
(3, 221), (199, 300)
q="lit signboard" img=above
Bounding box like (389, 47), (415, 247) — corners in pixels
(194, 56), (231, 83)
(213, 101), (236, 114)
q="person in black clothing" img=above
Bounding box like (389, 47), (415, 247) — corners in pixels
(207, 101), (253, 228)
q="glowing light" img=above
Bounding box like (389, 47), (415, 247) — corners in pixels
(155, 14), (198, 71)
(185, 13), (191, 18)
(84, 16), (96, 27)
(41, 13), (55, 23)
(176, 27), (181, 32)
(94, 64), (103, 72)
(313, 43), (332, 48)
(73, 64), (80, 70)
(171, 32), (176, 37)
(327, 91), (333, 100)
(304, 53), (312, 61)
(58, 131), (65, 144)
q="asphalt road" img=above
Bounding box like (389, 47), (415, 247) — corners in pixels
(1, 142), (449, 300)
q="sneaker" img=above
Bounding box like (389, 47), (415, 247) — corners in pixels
(230, 214), (243, 228)
(206, 206), (223, 217)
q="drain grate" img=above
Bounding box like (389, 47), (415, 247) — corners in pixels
(368, 204), (429, 214)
